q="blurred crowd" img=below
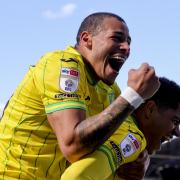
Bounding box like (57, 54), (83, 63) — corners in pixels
(145, 137), (180, 180)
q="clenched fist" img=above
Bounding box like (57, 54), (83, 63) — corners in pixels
(127, 63), (160, 100)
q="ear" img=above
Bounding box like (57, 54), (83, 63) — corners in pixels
(79, 31), (92, 49)
(144, 100), (157, 119)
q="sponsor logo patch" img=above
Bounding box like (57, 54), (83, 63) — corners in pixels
(55, 93), (81, 99)
(61, 68), (79, 77)
(110, 141), (122, 165)
(120, 133), (140, 157)
(60, 68), (79, 92)
(127, 133), (140, 150)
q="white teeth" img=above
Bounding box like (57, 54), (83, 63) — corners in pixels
(111, 56), (126, 62)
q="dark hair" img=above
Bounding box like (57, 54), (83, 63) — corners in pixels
(149, 77), (180, 110)
(76, 12), (126, 44)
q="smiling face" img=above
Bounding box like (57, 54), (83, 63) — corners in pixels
(90, 17), (130, 85)
(78, 16), (131, 85)
(144, 103), (180, 154)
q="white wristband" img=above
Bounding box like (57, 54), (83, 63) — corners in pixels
(120, 87), (144, 109)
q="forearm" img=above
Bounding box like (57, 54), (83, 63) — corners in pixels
(59, 64), (159, 162)
(75, 95), (134, 152)
(59, 95), (134, 163)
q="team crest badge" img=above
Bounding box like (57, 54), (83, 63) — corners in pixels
(120, 133), (140, 157)
(60, 68), (79, 92)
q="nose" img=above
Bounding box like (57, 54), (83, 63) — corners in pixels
(120, 41), (130, 57)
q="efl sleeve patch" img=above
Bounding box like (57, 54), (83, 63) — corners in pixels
(120, 133), (140, 157)
(60, 68), (79, 93)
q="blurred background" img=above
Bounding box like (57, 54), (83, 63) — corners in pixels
(145, 138), (180, 180)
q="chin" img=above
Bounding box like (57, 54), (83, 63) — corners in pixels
(102, 79), (115, 85)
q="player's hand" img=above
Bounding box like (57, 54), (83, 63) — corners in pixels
(116, 149), (150, 180)
(127, 63), (160, 100)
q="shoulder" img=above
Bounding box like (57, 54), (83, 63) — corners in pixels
(37, 46), (83, 65)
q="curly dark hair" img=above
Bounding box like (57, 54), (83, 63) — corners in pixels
(149, 77), (180, 110)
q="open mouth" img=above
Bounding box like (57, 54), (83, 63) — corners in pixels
(108, 55), (126, 72)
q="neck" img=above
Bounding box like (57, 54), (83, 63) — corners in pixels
(75, 44), (100, 82)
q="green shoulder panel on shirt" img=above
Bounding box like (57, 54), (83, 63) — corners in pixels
(45, 100), (86, 113)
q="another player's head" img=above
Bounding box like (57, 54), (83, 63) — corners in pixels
(135, 77), (180, 154)
(75, 12), (131, 85)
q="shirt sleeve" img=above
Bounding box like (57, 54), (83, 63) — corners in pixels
(100, 120), (146, 170)
(33, 51), (88, 114)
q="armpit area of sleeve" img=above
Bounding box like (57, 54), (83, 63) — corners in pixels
(45, 100), (86, 114)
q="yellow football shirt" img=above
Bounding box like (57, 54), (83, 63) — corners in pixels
(0, 46), (120, 179)
(61, 116), (147, 180)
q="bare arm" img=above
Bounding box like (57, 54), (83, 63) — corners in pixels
(48, 63), (160, 162)
(48, 95), (132, 162)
